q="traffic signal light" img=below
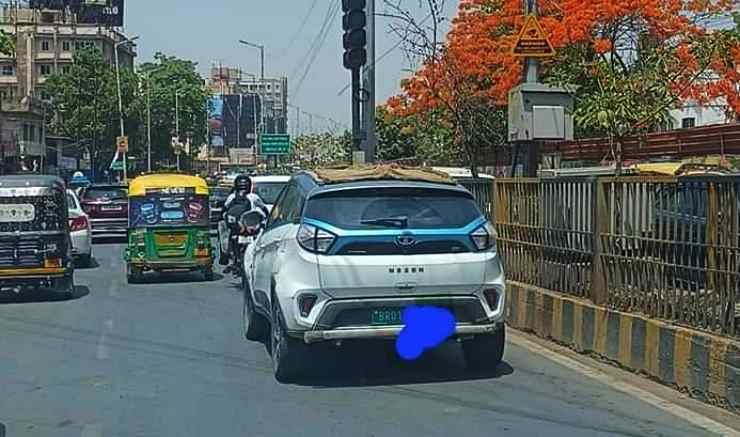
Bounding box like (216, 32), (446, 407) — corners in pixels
(342, 0), (367, 70)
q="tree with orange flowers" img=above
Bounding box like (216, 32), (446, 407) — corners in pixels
(387, 0), (740, 171)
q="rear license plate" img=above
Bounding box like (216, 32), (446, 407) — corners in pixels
(101, 205), (122, 211)
(155, 234), (187, 245)
(371, 308), (404, 326)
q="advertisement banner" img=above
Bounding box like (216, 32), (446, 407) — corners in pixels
(208, 96), (224, 147)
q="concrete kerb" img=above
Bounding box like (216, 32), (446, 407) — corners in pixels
(505, 281), (740, 414)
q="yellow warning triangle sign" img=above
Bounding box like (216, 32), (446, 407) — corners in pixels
(512, 15), (555, 57)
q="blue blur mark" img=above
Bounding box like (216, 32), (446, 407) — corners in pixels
(396, 306), (455, 361)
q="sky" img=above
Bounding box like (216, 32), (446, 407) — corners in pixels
(125, 0), (459, 133)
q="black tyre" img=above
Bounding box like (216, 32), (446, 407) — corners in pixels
(203, 266), (215, 282)
(126, 265), (143, 284)
(78, 254), (92, 268)
(54, 275), (75, 299)
(270, 298), (308, 383)
(462, 324), (506, 371)
(242, 283), (268, 342)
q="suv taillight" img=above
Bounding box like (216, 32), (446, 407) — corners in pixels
(470, 222), (497, 251)
(297, 223), (336, 254)
(69, 216), (88, 232)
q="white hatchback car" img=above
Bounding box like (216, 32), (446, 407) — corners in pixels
(66, 189), (93, 267)
(242, 171), (506, 382)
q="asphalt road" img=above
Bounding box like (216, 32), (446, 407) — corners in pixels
(0, 243), (732, 437)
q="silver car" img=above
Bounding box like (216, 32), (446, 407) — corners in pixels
(242, 172), (506, 382)
(67, 189), (93, 267)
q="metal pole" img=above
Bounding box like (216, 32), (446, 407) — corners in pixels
(351, 67), (361, 151)
(175, 91), (180, 171)
(114, 43), (126, 181)
(363, 0), (377, 161)
(524, 0), (538, 84)
(147, 78), (151, 172)
(237, 94), (242, 148)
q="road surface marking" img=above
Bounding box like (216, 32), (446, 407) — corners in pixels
(96, 319), (114, 360)
(508, 330), (739, 436)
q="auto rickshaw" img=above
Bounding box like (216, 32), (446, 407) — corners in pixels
(124, 173), (214, 283)
(0, 174), (75, 295)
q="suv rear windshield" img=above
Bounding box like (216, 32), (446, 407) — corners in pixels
(304, 187), (481, 230)
(83, 187), (128, 201)
(255, 182), (287, 204)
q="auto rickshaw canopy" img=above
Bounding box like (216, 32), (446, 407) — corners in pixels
(128, 173), (209, 197)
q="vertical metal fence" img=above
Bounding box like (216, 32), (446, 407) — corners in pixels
(493, 176), (740, 338)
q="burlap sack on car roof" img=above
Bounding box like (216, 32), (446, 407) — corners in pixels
(314, 164), (454, 185)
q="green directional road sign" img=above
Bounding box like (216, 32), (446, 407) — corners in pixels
(260, 134), (291, 155)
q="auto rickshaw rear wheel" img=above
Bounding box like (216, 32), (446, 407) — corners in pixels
(203, 266), (215, 282)
(127, 265), (144, 284)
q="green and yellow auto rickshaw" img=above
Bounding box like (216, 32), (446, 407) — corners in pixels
(124, 173), (214, 283)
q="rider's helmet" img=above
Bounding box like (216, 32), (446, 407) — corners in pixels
(233, 174), (252, 200)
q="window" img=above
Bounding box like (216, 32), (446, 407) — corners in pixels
(681, 117), (696, 129)
(62, 40), (70, 51)
(266, 84), (271, 91)
(39, 64), (52, 76)
(1, 65), (14, 76)
(267, 183), (300, 229)
(61, 65), (71, 74)
(254, 182), (288, 205)
(40, 90), (50, 101)
(304, 188), (482, 230)
(41, 40), (50, 51)
(22, 123), (29, 141)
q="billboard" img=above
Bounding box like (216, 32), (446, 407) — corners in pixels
(30, 1), (125, 27)
(222, 94), (261, 148)
(207, 96), (224, 148)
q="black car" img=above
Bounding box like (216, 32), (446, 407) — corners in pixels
(0, 174), (75, 295)
(209, 186), (230, 231)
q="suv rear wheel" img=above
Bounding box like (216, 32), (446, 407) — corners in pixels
(462, 324), (505, 371)
(270, 298), (308, 382)
(242, 282), (268, 342)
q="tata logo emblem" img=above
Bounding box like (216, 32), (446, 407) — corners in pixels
(395, 234), (417, 247)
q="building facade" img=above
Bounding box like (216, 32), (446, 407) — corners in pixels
(0, 6), (135, 101)
(237, 76), (288, 135)
(0, 6), (135, 174)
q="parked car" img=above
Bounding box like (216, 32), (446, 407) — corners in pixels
(80, 184), (128, 238)
(242, 170), (506, 382)
(0, 174), (75, 295)
(66, 189), (93, 267)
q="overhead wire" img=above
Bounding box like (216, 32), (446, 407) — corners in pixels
(292, 0), (341, 98)
(276, 0), (320, 59)
(289, 0), (339, 81)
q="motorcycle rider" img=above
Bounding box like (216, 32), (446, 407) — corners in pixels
(222, 175), (267, 274)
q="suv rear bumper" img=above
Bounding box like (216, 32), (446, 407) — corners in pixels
(303, 322), (500, 344)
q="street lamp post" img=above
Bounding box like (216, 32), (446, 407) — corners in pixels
(114, 35), (139, 182)
(175, 90), (180, 171)
(238, 39), (269, 165)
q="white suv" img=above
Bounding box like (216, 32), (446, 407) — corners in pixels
(242, 171), (506, 382)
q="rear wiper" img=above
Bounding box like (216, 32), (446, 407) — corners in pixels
(360, 216), (408, 228)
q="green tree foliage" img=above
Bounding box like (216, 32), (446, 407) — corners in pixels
(45, 48), (138, 178)
(138, 53), (209, 170)
(375, 106), (460, 166)
(0, 30), (14, 56)
(292, 133), (349, 169)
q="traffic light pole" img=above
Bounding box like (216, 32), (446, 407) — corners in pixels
(362, 0), (376, 162)
(351, 67), (362, 151)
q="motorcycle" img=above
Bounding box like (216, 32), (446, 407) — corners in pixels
(226, 206), (266, 280)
